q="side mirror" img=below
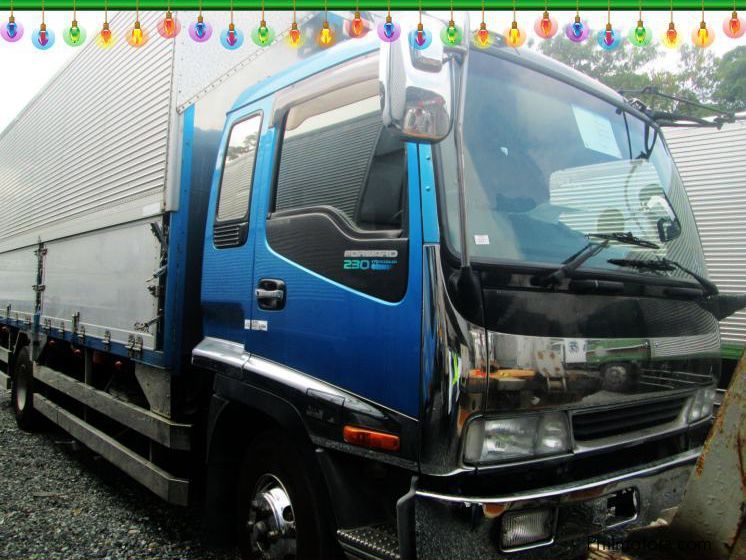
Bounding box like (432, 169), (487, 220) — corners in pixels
(379, 13), (469, 143)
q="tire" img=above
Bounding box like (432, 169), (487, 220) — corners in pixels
(11, 346), (44, 432)
(237, 431), (340, 560)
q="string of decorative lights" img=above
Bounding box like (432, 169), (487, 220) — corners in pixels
(96, 0), (114, 46)
(565, 0), (589, 41)
(505, 0), (526, 45)
(2, 2), (743, 49)
(534, 0), (558, 38)
(62, 0), (86, 44)
(474, 0), (491, 46)
(157, 0), (180, 37)
(1, 0), (23, 40)
(693, 0), (714, 46)
(286, 0), (302, 45)
(598, 0), (622, 49)
(317, 0), (333, 45)
(724, 0), (743, 36)
(662, 0), (680, 46)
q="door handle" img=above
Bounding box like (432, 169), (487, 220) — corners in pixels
(256, 279), (286, 310)
(255, 289), (284, 300)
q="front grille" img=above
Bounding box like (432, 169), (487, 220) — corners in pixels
(572, 397), (687, 441)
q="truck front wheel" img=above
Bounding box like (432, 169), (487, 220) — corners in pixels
(237, 431), (339, 560)
(11, 346), (43, 432)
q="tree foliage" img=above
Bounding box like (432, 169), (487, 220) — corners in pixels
(536, 36), (744, 115)
(714, 46), (746, 112)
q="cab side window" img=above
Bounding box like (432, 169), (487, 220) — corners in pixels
(214, 113), (262, 248)
(267, 86), (409, 302)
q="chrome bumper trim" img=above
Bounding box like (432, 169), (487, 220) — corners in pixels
(416, 448), (701, 505)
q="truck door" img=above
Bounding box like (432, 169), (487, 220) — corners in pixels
(201, 103), (268, 345)
(246, 69), (423, 419)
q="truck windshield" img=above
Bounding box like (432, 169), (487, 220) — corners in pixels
(436, 51), (708, 284)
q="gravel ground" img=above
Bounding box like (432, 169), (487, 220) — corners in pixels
(0, 388), (239, 560)
(0, 386), (691, 560)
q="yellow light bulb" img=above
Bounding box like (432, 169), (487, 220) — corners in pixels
(319, 21), (333, 46)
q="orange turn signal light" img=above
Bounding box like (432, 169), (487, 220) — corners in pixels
(343, 425), (400, 452)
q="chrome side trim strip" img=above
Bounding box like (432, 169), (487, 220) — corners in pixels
(192, 337), (249, 375)
(416, 448), (701, 505)
(193, 337), (418, 423)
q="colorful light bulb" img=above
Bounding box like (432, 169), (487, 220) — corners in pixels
(157, 10), (181, 38)
(96, 20), (115, 48)
(692, 20), (715, 47)
(189, 15), (213, 42)
(440, 19), (462, 45)
(534, 10), (558, 39)
(32, 22), (55, 49)
(348, 11), (367, 37)
(286, 20), (303, 47)
(724, 10), (744, 38)
(629, 19), (652, 46)
(377, 15), (400, 42)
(662, 21), (680, 48)
(221, 21), (244, 49)
(63, 19), (86, 46)
(504, 20), (526, 47)
(127, 19), (147, 47)
(318, 20), (334, 47)
(409, 22), (432, 50)
(1, 15), (23, 42)
(473, 21), (491, 48)
(251, 19), (274, 46)
(598, 22), (622, 50)
(565, 15), (589, 42)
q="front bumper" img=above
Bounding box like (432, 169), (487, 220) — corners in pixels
(413, 448), (700, 560)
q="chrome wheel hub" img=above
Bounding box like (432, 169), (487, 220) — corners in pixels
(248, 474), (297, 560)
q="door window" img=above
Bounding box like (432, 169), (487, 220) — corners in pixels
(274, 92), (406, 231)
(267, 88), (409, 302)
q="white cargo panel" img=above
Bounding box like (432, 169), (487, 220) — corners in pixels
(0, 246), (39, 323)
(666, 118), (746, 346)
(41, 220), (161, 351)
(0, 12), (175, 253)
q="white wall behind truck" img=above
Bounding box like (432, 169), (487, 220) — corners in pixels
(666, 117), (746, 352)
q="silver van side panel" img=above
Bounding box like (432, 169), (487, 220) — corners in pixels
(667, 118), (746, 348)
(0, 246), (38, 322)
(0, 11), (174, 254)
(41, 219), (162, 351)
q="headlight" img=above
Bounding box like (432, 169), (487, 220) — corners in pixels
(464, 413), (570, 464)
(688, 387), (717, 423)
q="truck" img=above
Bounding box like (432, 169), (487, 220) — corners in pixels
(666, 115), (746, 397)
(1, 9), (742, 560)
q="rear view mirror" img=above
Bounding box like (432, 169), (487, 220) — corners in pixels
(379, 13), (469, 143)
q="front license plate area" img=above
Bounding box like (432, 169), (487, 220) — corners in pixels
(604, 488), (639, 528)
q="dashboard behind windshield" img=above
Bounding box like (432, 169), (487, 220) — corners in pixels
(435, 51), (707, 283)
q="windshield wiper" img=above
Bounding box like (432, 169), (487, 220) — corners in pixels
(607, 258), (674, 272)
(587, 231), (660, 250)
(608, 257), (718, 296)
(535, 240), (611, 287)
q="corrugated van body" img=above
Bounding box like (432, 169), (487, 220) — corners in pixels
(666, 117), (746, 352)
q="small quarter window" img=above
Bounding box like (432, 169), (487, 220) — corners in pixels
(217, 114), (262, 222)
